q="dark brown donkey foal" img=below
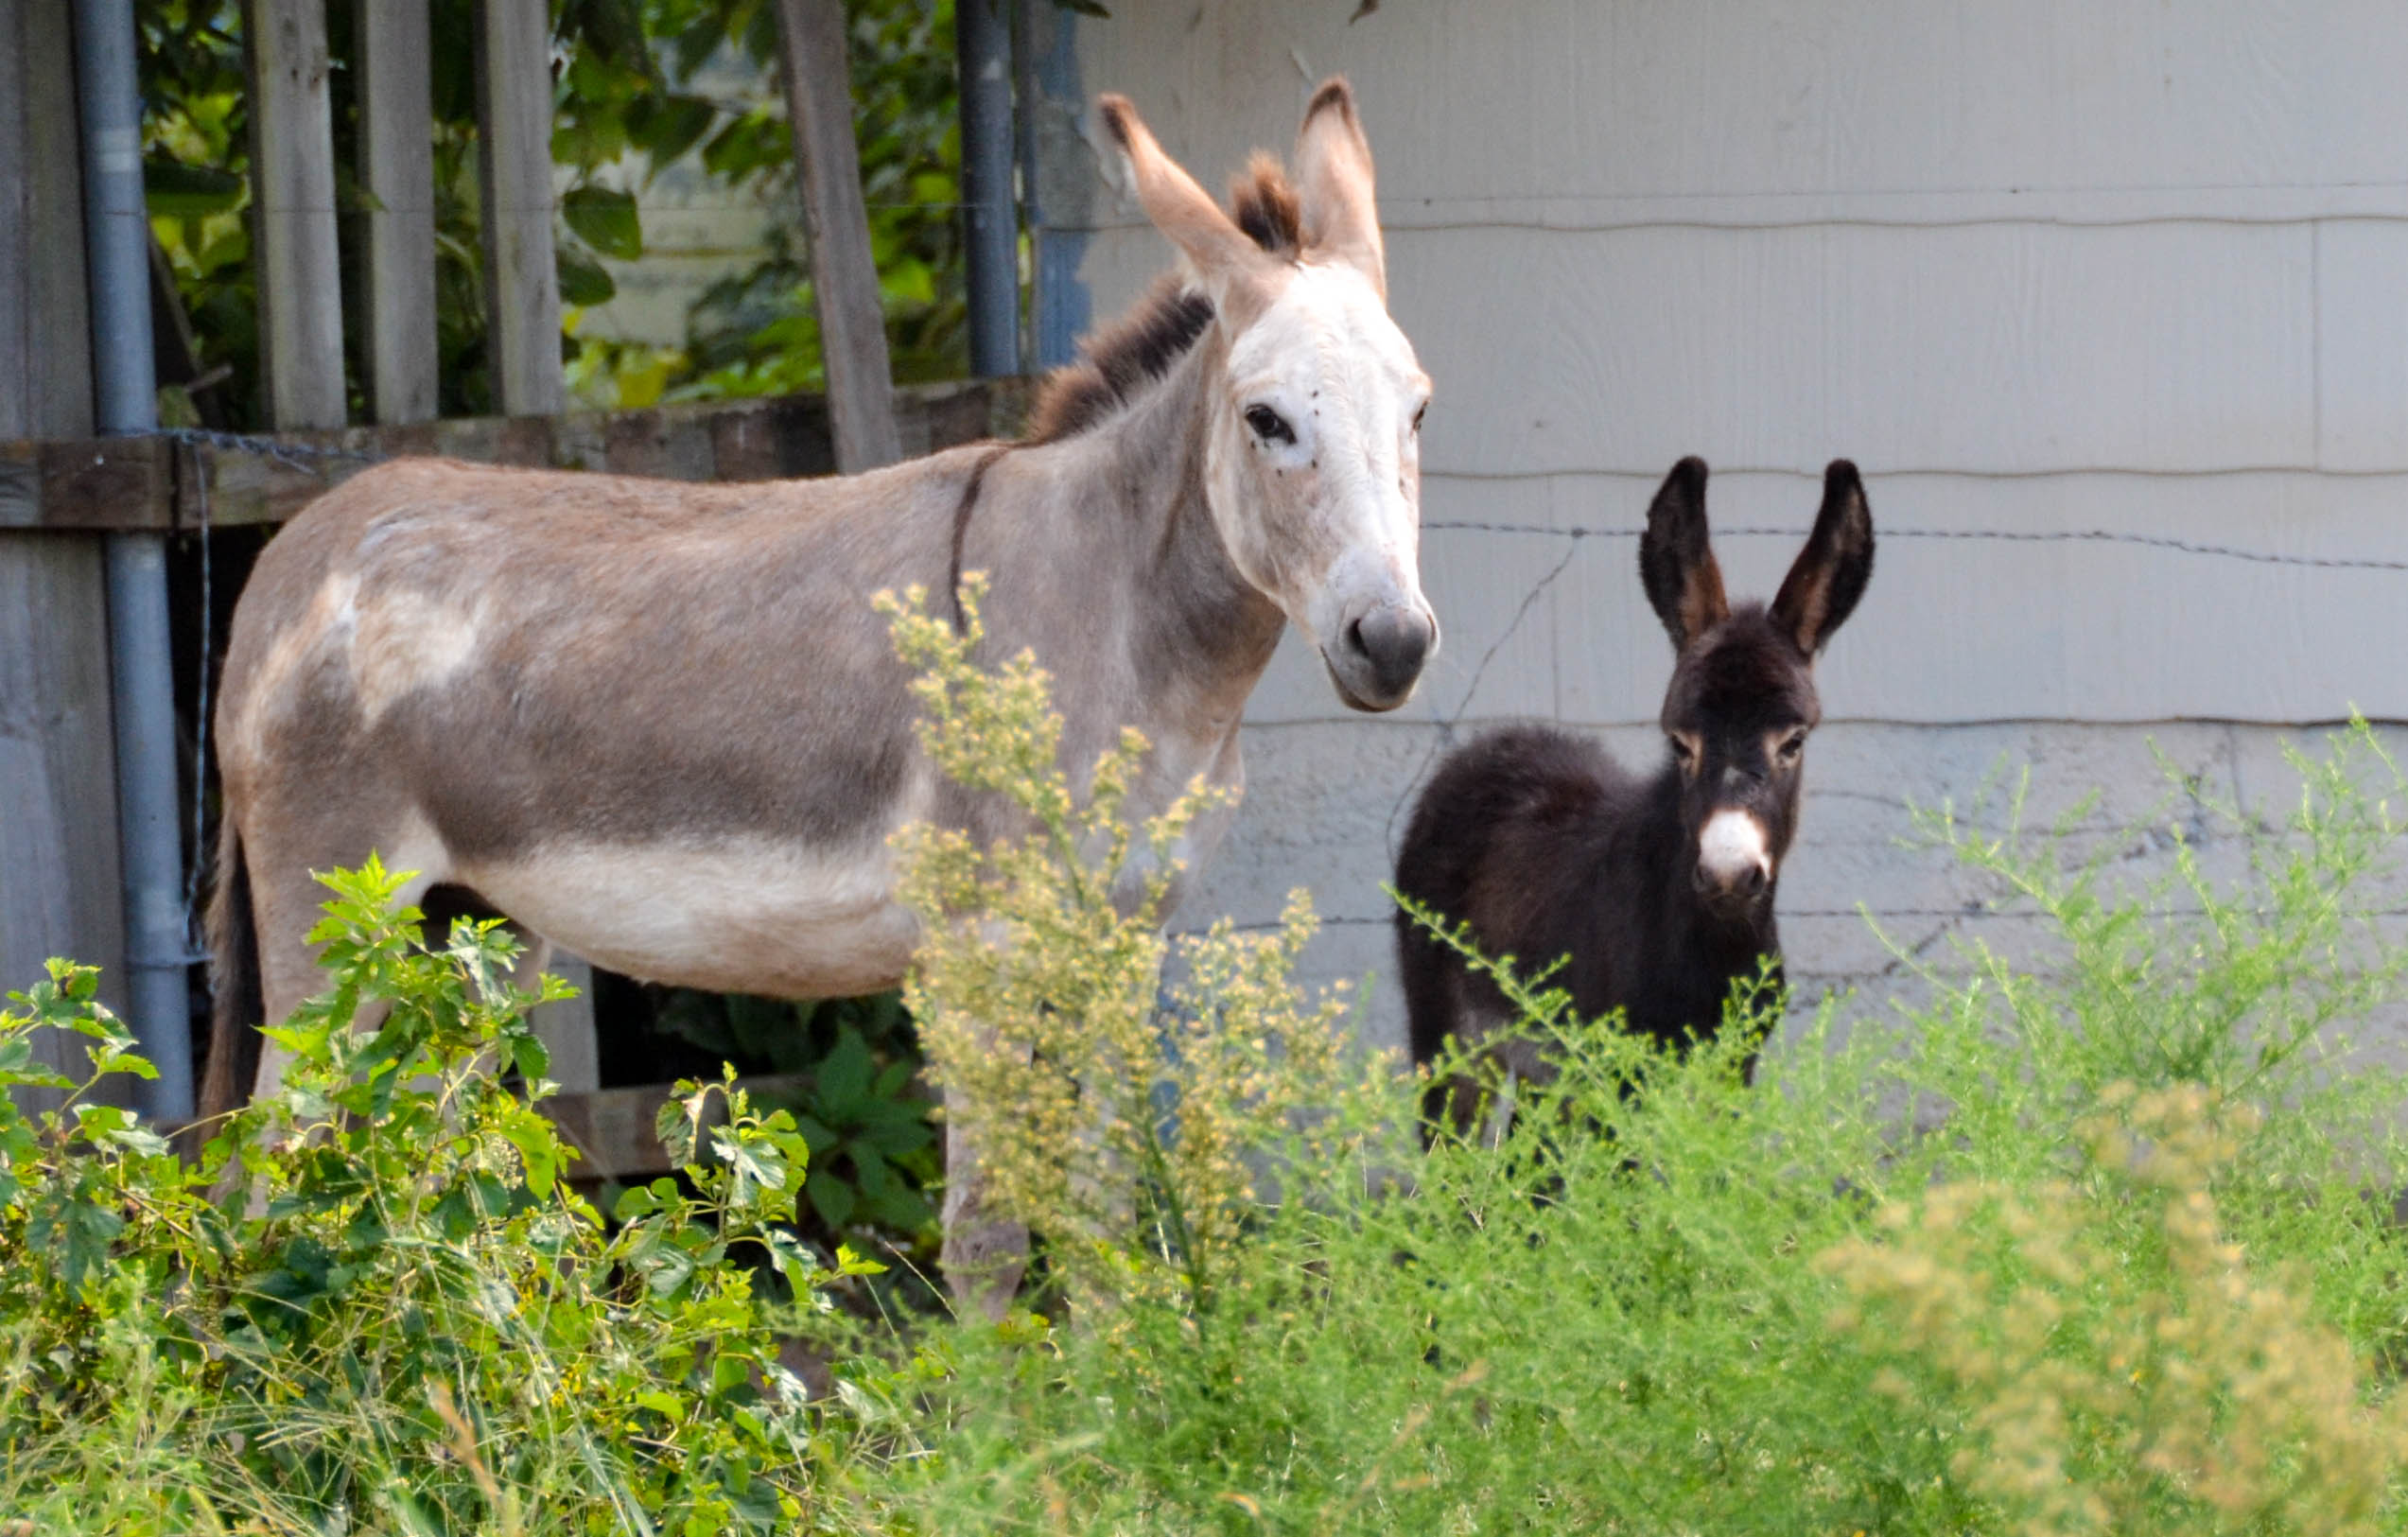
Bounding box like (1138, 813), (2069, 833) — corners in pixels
(1393, 457), (1874, 1130)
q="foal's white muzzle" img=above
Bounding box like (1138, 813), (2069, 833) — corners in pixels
(1695, 809), (1773, 903)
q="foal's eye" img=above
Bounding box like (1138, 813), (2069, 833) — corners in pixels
(1244, 405), (1296, 446)
(1668, 735), (1699, 771)
(1777, 731), (1807, 764)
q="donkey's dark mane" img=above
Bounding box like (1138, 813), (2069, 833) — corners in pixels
(1025, 157), (1304, 445)
(1025, 278), (1216, 443)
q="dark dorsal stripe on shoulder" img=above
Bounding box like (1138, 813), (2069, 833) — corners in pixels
(1024, 158), (1303, 445)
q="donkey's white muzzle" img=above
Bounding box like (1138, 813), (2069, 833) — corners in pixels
(1695, 809), (1773, 903)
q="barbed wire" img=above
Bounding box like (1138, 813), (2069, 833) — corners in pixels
(158, 424), (387, 472)
(134, 430), (2408, 574)
(1422, 519), (2408, 572)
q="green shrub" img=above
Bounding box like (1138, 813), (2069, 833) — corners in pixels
(842, 594), (2408, 1537)
(0, 860), (876, 1535)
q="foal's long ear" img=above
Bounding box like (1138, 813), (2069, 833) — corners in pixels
(1639, 457), (1728, 651)
(1771, 460), (1876, 655)
(1292, 78), (1385, 297)
(1099, 95), (1277, 322)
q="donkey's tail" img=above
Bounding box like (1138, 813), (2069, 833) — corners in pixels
(198, 815), (263, 1120)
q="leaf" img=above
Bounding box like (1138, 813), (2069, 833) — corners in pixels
(558, 244), (618, 306)
(499, 1103), (559, 1197)
(866, 1183), (934, 1232)
(764, 1227), (817, 1284)
(636, 1389), (685, 1420)
(814, 1027), (874, 1122)
(793, 1113), (837, 1153)
(561, 183), (643, 261)
(509, 1031), (550, 1085)
(144, 158), (244, 218)
(629, 94), (718, 167)
(709, 1126), (788, 1201)
(805, 1165), (855, 1229)
(849, 1140), (891, 1197)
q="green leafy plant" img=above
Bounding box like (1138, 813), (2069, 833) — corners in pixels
(641, 987), (939, 1238)
(0, 857), (877, 1535)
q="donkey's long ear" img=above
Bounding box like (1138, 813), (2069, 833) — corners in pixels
(1639, 457), (1728, 651)
(1292, 79), (1385, 296)
(1100, 95), (1277, 321)
(1771, 460), (1876, 655)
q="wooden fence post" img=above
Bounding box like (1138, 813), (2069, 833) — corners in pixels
(244, 0), (347, 428)
(354, 0), (439, 425)
(0, 0), (130, 1110)
(475, 0), (565, 417)
(775, 0), (901, 471)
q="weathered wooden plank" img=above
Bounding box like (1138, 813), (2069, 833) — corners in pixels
(2, 381), (1021, 530)
(0, 438), (172, 531)
(474, 0), (565, 417)
(0, 534), (132, 1109)
(602, 407), (715, 481)
(0, 0), (96, 443)
(530, 953), (600, 1095)
(0, 0), (32, 441)
(354, 0), (440, 425)
(774, 0), (903, 472)
(0, 0), (121, 1115)
(244, 0), (347, 429)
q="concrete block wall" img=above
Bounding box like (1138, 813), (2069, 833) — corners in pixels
(1028, 0), (2408, 1057)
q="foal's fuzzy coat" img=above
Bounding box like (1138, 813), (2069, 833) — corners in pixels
(1394, 458), (1873, 1129)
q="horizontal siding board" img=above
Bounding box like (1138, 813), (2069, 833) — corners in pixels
(1069, 0), (2408, 206)
(2316, 219), (2408, 469)
(1075, 221), (2318, 477)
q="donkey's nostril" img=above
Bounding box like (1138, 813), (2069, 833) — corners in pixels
(1351, 603), (1434, 696)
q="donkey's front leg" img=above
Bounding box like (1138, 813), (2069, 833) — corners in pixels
(939, 1083), (1030, 1320)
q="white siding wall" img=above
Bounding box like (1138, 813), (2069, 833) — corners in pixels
(1035, 1), (2408, 1051)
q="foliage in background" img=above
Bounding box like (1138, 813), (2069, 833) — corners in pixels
(644, 986), (938, 1236)
(0, 862), (876, 1535)
(137, 0), (970, 427)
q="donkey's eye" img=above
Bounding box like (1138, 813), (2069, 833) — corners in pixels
(1411, 402), (1428, 435)
(1244, 405), (1296, 446)
(1777, 730), (1807, 764)
(1668, 734), (1700, 771)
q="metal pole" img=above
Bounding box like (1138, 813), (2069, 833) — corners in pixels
(74, 0), (194, 1120)
(1010, 0), (1040, 376)
(956, 0), (1018, 377)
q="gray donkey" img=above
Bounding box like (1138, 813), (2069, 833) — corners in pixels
(203, 81), (1437, 1312)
